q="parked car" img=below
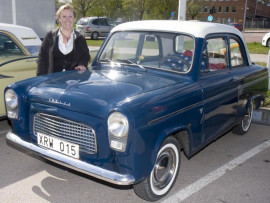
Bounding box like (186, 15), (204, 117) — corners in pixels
(262, 32), (270, 47)
(0, 23), (41, 119)
(5, 21), (268, 201)
(229, 23), (243, 31)
(76, 17), (118, 40)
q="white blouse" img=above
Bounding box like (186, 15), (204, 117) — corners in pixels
(58, 29), (76, 55)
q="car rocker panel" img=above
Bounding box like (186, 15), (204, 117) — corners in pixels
(5, 20), (268, 201)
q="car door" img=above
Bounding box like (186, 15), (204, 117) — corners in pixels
(0, 32), (37, 117)
(199, 36), (238, 143)
(227, 35), (264, 118)
(93, 18), (109, 37)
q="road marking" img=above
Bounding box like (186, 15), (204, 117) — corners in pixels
(163, 140), (270, 203)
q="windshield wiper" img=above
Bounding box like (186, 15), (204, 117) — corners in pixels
(99, 59), (146, 71)
(116, 59), (146, 71)
(99, 59), (112, 63)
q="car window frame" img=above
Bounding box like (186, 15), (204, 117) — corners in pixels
(97, 31), (195, 74)
(200, 34), (230, 74)
(227, 34), (248, 68)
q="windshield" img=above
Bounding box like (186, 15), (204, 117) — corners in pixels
(99, 31), (194, 73)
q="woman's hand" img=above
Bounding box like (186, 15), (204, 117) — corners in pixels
(75, 65), (87, 72)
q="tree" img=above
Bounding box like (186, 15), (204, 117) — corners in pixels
(186, 0), (206, 20)
(148, 0), (178, 20)
(72, 0), (99, 18)
(122, 0), (149, 20)
(89, 0), (123, 20)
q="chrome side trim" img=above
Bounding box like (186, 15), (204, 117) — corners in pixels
(6, 131), (135, 185)
(148, 101), (204, 125)
(148, 75), (268, 126)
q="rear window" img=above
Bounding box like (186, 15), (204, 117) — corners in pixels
(77, 18), (89, 25)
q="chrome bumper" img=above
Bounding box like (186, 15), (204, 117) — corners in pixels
(6, 131), (135, 185)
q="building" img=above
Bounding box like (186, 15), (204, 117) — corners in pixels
(0, 0), (55, 38)
(194, 0), (270, 28)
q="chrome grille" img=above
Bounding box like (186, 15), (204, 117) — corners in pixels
(33, 113), (96, 154)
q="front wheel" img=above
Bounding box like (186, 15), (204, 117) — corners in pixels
(233, 101), (254, 135)
(133, 136), (181, 201)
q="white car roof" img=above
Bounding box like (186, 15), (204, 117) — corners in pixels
(111, 20), (243, 39)
(0, 23), (41, 46)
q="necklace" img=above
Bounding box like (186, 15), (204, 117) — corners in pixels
(60, 29), (71, 41)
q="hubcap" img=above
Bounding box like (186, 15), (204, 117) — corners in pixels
(153, 148), (176, 190)
(92, 32), (98, 39)
(242, 102), (253, 131)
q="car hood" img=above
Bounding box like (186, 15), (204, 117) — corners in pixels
(28, 69), (188, 118)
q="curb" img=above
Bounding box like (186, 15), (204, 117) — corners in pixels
(252, 107), (270, 125)
(244, 30), (270, 33)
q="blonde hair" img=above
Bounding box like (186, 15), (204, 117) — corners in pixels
(56, 3), (76, 22)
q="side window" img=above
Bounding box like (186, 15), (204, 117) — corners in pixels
(201, 37), (227, 72)
(92, 19), (98, 25)
(230, 38), (244, 67)
(92, 19), (107, 25)
(0, 34), (24, 58)
(99, 19), (107, 26)
(107, 19), (116, 26)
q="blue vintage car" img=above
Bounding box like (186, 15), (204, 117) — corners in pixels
(5, 21), (268, 201)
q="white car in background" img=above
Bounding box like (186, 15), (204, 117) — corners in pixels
(262, 32), (270, 47)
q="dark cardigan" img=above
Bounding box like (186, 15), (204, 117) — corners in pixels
(37, 28), (90, 76)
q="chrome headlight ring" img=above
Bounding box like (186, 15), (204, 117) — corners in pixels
(5, 89), (19, 119)
(107, 112), (129, 152)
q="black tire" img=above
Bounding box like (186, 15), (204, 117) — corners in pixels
(133, 136), (181, 201)
(233, 101), (254, 135)
(91, 32), (99, 40)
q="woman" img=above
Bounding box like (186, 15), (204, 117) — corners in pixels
(37, 3), (90, 76)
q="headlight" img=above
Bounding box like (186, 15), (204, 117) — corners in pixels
(108, 112), (129, 152)
(5, 89), (18, 119)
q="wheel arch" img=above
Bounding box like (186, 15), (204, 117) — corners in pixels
(267, 38), (270, 47)
(248, 94), (261, 110)
(155, 126), (192, 159)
